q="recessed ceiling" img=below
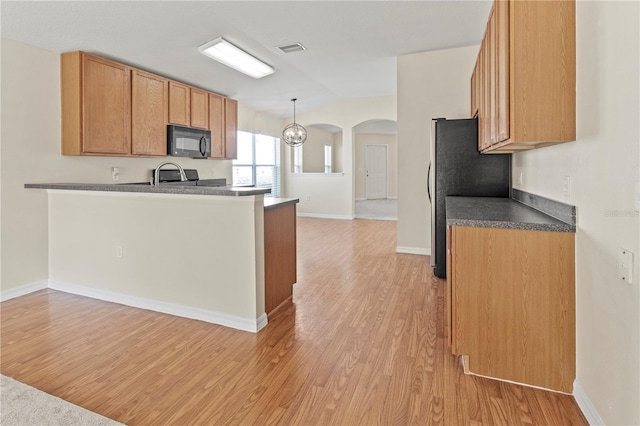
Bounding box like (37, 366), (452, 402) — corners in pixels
(0, 1), (492, 118)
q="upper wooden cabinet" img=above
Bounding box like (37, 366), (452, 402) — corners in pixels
(131, 70), (167, 156)
(209, 93), (225, 158)
(168, 82), (210, 130)
(61, 51), (238, 158)
(62, 52), (131, 155)
(224, 98), (238, 160)
(168, 81), (190, 127)
(190, 88), (209, 130)
(470, 61), (479, 118)
(209, 94), (238, 160)
(473, 0), (576, 153)
(495, 0), (509, 144)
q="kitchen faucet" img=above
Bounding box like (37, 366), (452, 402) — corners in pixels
(153, 161), (187, 186)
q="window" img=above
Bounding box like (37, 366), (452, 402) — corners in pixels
(232, 131), (281, 197)
(324, 145), (332, 174)
(293, 145), (303, 174)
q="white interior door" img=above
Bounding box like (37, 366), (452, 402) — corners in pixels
(365, 145), (388, 199)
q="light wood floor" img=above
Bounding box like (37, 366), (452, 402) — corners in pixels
(1, 218), (587, 425)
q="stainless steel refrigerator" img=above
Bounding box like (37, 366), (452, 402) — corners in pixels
(428, 118), (511, 278)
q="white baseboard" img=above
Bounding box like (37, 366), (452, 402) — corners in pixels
(355, 197), (397, 201)
(396, 246), (430, 256)
(574, 380), (605, 425)
(48, 280), (267, 333)
(0, 280), (48, 302)
(297, 212), (354, 220)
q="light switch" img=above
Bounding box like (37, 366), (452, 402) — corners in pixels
(619, 248), (633, 284)
(562, 175), (571, 197)
(635, 181), (640, 212)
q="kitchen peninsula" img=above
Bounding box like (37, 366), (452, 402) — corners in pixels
(25, 182), (298, 333)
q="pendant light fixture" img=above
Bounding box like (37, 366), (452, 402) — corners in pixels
(282, 98), (307, 147)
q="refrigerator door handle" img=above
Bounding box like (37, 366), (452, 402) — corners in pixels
(429, 119), (437, 268)
(427, 162), (432, 203)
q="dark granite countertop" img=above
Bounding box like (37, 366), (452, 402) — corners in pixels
(446, 196), (576, 233)
(24, 182), (271, 197)
(264, 197), (299, 210)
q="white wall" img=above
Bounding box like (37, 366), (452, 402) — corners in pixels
(512, 2), (639, 424)
(46, 191), (265, 329)
(354, 133), (398, 200)
(0, 38), (282, 294)
(303, 126), (336, 173)
(396, 45), (478, 254)
(237, 104), (285, 140)
(333, 132), (343, 173)
(282, 96), (396, 218)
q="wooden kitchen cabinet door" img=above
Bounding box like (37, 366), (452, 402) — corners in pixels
(495, 0), (509, 143)
(224, 98), (238, 160)
(446, 225), (454, 351)
(488, 6), (498, 147)
(131, 70), (167, 156)
(508, 0), (576, 146)
(78, 53), (131, 155)
(190, 88), (209, 129)
(168, 81), (190, 126)
(480, 17), (493, 151)
(209, 93), (225, 158)
(470, 61), (479, 118)
(476, 44), (486, 150)
(449, 225), (575, 393)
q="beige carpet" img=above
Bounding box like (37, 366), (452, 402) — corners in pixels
(1, 375), (124, 426)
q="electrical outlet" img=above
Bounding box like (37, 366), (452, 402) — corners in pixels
(116, 245), (123, 259)
(519, 171), (523, 186)
(111, 167), (120, 181)
(619, 248), (633, 284)
(306, 195), (311, 201)
(562, 175), (571, 197)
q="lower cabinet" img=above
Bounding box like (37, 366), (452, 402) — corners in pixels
(446, 225), (575, 393)
(264, 203), (297, 316)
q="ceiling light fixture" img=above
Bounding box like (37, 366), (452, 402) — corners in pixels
(283, 98), (307, 147)
(198, 37), (274, 79)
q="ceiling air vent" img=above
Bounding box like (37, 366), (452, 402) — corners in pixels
(276, 43), (306, 54)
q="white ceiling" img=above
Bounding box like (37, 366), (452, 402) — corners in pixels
(1, 0), (491, 118)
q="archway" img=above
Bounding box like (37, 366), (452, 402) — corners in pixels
(352, 119), (398, 220)
(291, 123), (343, 174)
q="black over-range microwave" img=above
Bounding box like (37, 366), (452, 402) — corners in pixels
(167, 125), (211, 159)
